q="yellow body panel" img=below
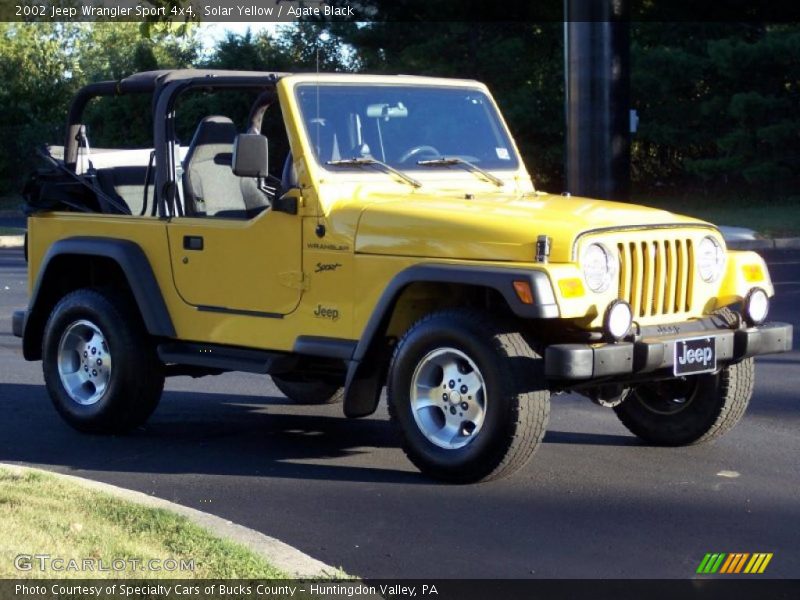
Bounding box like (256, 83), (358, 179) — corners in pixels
(166, 209), (302, 315)
(26, 73), (774, 352)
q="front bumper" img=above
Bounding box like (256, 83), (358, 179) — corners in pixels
(545, 321), (793, 382)
(12, 309), (25, 338)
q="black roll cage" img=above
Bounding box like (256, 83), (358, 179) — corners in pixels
(63, 69), (287, 219)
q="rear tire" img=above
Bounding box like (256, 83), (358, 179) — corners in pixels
(272, 376), (344, 405)
(387, 309), (550, 483)
(42, 288), (164, 433)
(614, 358), (754, 446)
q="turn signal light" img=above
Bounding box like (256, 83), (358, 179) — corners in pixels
(558, 278), (585, 298)
(742, 264), (765, 283)
(513, 280), (534, 305)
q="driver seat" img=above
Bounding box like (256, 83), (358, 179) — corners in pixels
(183, 116), (249, 218)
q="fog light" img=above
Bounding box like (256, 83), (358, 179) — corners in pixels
(744, 288), (769, 326)
(604, 300), (633, 341)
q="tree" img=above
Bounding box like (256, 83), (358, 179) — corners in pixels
(0, 23), (200, 191)
(631, 23), (800, 196)
(0, 23), (82, 192)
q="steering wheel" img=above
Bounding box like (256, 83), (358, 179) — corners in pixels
(398, 145), (442, 164)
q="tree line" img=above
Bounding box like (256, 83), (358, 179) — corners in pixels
(1, 21), (798, 199)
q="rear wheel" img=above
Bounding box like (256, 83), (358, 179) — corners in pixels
(42, 288), (164, 433)
(387, 309), (550, 483)
(614, 358), (754, 446)
(272, 376), (344, 405)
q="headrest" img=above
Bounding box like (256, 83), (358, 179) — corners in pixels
(186, 116), (237, 164)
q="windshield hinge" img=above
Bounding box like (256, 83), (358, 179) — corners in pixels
(535, 235), (552, 263)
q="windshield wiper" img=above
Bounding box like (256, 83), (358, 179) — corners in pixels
(417, 157), (504, 187)
(327, 157), (422, 189)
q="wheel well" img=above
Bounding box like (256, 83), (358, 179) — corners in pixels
(384, 282), (513, 340)
(343, 281), (515, 418)
(23, 254), (142, 360)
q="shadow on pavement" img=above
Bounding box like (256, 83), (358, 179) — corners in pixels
(543, 430), (639, 446)
(0, 382), (428, 485)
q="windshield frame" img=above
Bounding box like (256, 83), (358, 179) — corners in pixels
(292, 82), (522, 174)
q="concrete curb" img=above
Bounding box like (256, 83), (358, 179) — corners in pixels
(0, 463), (340, 578)
(0, 235), (24, 249)
(727, 238), (800, 250)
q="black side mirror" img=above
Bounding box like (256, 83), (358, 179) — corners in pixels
(232, 133), (269, 178)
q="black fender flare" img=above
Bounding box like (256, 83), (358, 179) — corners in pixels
(22, 237), (175, 360)
(343, 263), (559, 417)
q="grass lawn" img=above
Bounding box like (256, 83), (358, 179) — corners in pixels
(632, 193), (800, 238)
(0, 227), (23, 236)
(0, 467), (287, 579)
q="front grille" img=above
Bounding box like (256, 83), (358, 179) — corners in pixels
(617, 239), (694, 318)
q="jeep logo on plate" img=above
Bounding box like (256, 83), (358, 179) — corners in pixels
(674, 337), (717, 376)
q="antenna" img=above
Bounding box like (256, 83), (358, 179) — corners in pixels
(314, 34), (325, 237)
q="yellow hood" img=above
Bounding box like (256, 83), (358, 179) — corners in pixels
(354, 193), (712, 263)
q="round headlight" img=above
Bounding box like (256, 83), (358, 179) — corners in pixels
(744, 288), (769, 326)
(698, 236), (725, 283)
(605, 300), (633, 340)
(582, 243), (615, 293)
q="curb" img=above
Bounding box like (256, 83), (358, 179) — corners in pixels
(0, 235), (24, 249)
(727, 238), (800, 250)
(0, 463), (339, 579)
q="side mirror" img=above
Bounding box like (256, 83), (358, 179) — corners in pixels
(232, 133), (269, 178)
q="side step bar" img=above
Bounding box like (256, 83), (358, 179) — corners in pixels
(157, 342), (297, 375)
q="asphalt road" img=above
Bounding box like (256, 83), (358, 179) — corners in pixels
(1, 246), (798, 579)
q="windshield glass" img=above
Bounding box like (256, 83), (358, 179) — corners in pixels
(295, 84), (519, 171)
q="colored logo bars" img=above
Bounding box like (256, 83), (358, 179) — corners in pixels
(696, 553), (773, 574)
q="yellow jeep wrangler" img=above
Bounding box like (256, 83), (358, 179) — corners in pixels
(12, 70), (793, 482)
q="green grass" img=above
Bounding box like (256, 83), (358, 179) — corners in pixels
(0, 467), (288, 579)
(0, 227), (23, 236)
(632, 193), (800, 238)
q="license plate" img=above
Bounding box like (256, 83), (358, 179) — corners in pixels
(673, 337), (717, 376)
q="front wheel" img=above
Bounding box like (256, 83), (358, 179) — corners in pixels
(614, 358), (755, 446)
(42, 288), (164, 433)
(387, 309), (550, 483)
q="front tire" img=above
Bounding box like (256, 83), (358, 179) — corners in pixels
(42, 288), (165, 433)
(387, 309), (550, 483)
(614, 358), (755, 446)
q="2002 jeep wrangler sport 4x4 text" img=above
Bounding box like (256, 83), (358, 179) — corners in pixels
(12, 70), (793, 482)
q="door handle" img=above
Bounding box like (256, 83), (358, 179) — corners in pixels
(183, 236), (204, 251)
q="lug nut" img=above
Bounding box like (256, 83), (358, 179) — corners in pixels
(442, 393), (448, 400)
(83, 351), (88, 357)
(460, 385), (468, 394)
(96, 359), (102, 366)
(461, 402), (469, 410)
(448, 380), (455, 389)
(92, 369), (97, 377)
(450, 407), (456, 415)
(91, 347), (97, 355)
